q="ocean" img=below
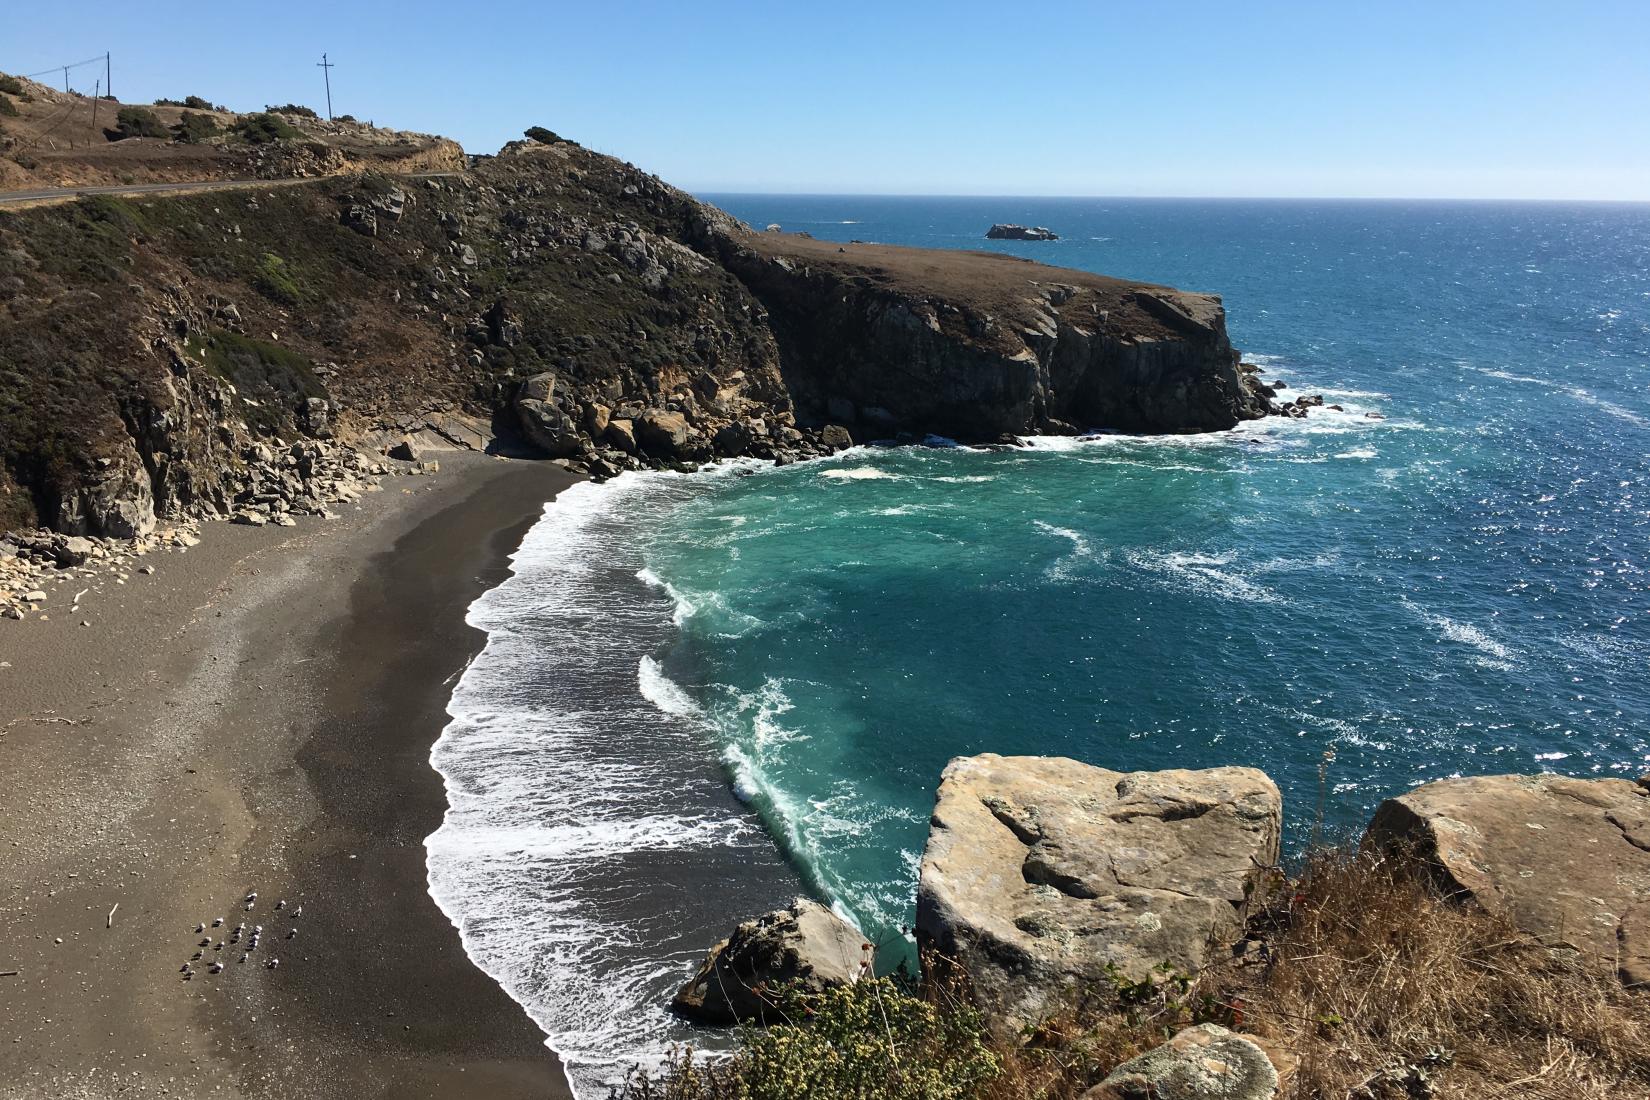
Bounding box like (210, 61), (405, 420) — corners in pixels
(425, 195), (1650, 1094)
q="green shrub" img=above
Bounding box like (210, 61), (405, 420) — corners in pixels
(184, 95), (213, 110)
(0, 94), (16, 118)
(110, 106), (168, 140)
(613, 978), (1002, 1100)
(230, 112), (301, 144)
(172, 111), (219, 144)
(252, 251), (303, 305)
(524, 125), (564, 145)
(336, 114), (357, 124)
(153, 97), (183, 106)
(0, 75), (22, 96)
(189, 330), (324, 433)
(267, 103), (318, 118)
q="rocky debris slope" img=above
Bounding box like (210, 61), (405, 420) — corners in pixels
(673, 898), (869, 1024)
(1084, 1023), (1294, 1100)
(915, 753), (1281, 1033)
(1368, 773), (1650, 988)
(1, 524), (198, 622)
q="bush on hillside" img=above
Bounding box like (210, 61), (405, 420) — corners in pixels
(172, 111), (219, 144)
(0, 93), (17, 118)
(0, 75), (23, 96)
(267, 103), (318, 118)
(230, 112), (301, 145)
(611, 977), (1002, 1100)
(110, 107), (168, 141)
(524, 125), (564, 145)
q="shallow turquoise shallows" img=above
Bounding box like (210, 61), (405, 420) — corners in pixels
(429, 196), (1650, 1093)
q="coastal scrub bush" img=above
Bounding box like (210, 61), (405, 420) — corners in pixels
(111, 107), (168, 140)
(268, 103), (318, 118)
(230, 112), (301, 144)
(189, 330), (324, 434)
(252, 251), (304, 305)
(0, 75), (23, 96)
(524, 125), (564, 144)
(613, 977), (1002, 1100)
(0, 94), (17, 118)
(171, 111), (219, 144)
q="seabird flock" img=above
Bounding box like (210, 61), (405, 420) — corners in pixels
(179, 892), (299, 981)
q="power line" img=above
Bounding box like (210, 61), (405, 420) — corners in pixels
(316, 53), (334, 121)
(22, 54), (106, 79)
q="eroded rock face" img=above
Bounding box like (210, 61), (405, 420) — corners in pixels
(672, 898), (869, 1025)
(1367, 773), (1650, 987)
(1083, 1024), (1289, 1100)
(916, 754), (1281, 1033)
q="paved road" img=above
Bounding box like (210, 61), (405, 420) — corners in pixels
(0, 172), (459, 207)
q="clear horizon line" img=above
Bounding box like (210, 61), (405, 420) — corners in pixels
(685, 189), (1650, 205)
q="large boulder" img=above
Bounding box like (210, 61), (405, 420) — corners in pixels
(916, 754), (1281, 1033)
(637, 408), (691, 458)
(673, 898), (869, 1024)
(514, 374), (582, 457)
(1083, 1024), (1290, 1100)
(1367, 773), (1650, 987)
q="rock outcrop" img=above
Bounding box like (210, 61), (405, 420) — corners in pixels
(673, 898), (870, 1025)
(915, 754), (1281, 1033)
(987, 224), (1060, 241)
(1083, 1024), (1291, 1100)
(702, 233), (1276, 441)
(1368, 773), (1650, 987)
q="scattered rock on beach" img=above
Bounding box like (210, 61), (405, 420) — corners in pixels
(673, 898), (869, 1025)
(916, 753), (1281, 1034)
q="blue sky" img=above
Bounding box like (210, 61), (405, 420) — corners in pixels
(7, 1), (1648, 199)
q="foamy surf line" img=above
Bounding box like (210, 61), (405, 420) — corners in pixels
(424, 468), (802, 1097)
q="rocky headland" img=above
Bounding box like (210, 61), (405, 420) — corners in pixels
(0, 91), (1298, 617)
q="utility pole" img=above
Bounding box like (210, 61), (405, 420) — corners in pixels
(105, 52), (111, 101)
(316, 53), (334, 121)
(62, 66), (69, 93)
(89, 78), (100, 148)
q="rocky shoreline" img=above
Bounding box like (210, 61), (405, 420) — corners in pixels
(672, 756), (1650, 1097)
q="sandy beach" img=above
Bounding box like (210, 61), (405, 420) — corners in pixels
(0, 452), (577, 1099)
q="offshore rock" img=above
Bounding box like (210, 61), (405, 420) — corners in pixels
(916, 754), (1280, 1034)
(1083, 1024), (1290, 1100)
(986, 223), (1060, 241)
(673, 898), (870, 1025)
(1368, 773), (1650, 987)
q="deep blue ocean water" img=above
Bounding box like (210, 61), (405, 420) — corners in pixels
(428, 196), (1650, 1092)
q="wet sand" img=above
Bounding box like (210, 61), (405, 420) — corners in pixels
(0, 452), (578, 1099)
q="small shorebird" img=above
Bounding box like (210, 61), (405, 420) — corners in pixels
(191, 950), (203, 961)
(198, 938), (212, 947)
(194, 923), (205, 934)
(287, 928), (297, 939)
(291, 906), (302, 919)
(212, 917), (224, 927)
(209, 961), (223, 974)
(276, 900), (286, 910)
(180, 963), (192, 974)
(266, 958), (279, 970)
(239, 953), (249, 964)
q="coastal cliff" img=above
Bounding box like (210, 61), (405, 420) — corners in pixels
(0, 119), (1278, 546)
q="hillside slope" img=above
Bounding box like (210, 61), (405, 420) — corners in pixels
(0, 127), (1281, 537)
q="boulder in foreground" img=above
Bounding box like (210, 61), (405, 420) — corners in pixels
(916, 754), (1281, 1033)
(1368, 773), (1650, 987)
(1083, 1023), (1291, 1100)
(673, 898), (870, 1024)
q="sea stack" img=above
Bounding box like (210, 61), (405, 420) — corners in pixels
(986, 223), (1060, 241)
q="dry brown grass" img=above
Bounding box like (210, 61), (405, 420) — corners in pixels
(1225, 847), (1650, 1100)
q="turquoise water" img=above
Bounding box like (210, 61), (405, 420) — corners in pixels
(431, 197), (1650, 1090)
(650, 195), (1650, 942)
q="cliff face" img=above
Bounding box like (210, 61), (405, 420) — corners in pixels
(0, 135), (1277, 537)
(707, 232), (1273, 439)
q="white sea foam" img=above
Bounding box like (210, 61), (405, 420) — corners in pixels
(1473, 366), (1649, 428)
(1032, 519), (1098, 582)
(426, 469), (801, 1097)
(1401, 597), (1517, 670)
(1126, 549), (1287, 605)
(821, 467), (899, 480)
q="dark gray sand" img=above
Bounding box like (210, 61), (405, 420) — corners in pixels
(0, 452), (578, 1099)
